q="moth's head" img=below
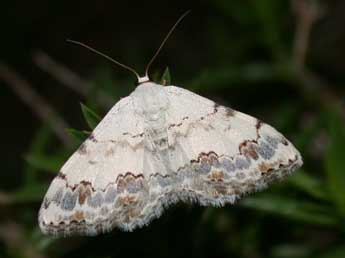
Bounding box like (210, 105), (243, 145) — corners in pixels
(137, 75), (150, 85)
(131, 81), (168, 116)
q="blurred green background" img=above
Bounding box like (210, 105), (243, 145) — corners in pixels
(1, 0), (345, 257)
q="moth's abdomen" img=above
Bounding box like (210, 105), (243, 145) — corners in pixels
(144, 113), (169, 151)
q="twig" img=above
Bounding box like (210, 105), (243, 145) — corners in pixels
(295, 68), (345, 114)
(291, 0), (345, 114)
(32, 50), (90, 95)
(0, 221), (47, 258)
(0, 191), (12, 205)
(292, 0), (322, 68)
(32, 50), (115, 108)
(0, 62), (73, 147)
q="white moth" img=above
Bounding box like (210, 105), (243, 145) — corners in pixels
(39, 12), (303, 236)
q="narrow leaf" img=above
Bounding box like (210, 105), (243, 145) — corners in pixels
(25, 154), (65, 173)
(80, 103), (101, 129)
(325, 113), (345, 216)
(270, 244), (314, 258)
(66, 128), (90, 143)
(23, 125), (52, 184)
(319, 246), (345, 258)
(161, 67), (171, 86)
(241, 193), (338, 226)
(288, 170), (329, 201)
(12, 183), (47, 203)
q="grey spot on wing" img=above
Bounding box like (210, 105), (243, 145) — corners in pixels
(87, 192), (104, 208)
(210, 156), (221, 168)
(175, 170), (185, 183)
(220, 158), (235, 172)
(104, 187), (117, 204)
(127, 179), (144, 193)
(198, 160), (211, 174)
(235, 157), (251, 170)
(100, 206), (109, 217)
(264, 135), (279, 149)
(257, 142), (275, 160)
(236, 172), (246, 180)
(61, 192), (77, 211)
(51, 187), (64, 205)
(156, 175), (173, 188)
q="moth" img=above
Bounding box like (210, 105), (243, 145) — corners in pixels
(39, 12), (302, 236)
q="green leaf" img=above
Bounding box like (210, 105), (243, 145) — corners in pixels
(66, 128), (90, 143)
(80, 103), (101, 129)
(25, 154), (65, 173)
(241, 193), (338, 226)
(319, 246), (345, 258)
(270, 243), (314, 258)
(36, 235), (58, 251)
(288, 170), (329, 201)
(326, 113), (345, 216)
(249, 0), (286, 60)
(12, 183), (47, 203)
(161, 67), (171, 85)
(23, 125), (53, 184)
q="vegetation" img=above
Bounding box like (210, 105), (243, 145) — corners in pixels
(1, 1), (345, 257)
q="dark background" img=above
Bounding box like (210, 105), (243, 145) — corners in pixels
(1, 0), (345, 258)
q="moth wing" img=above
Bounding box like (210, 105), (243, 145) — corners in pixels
(162, 85), (303, 205)
(38, 96), (153, 236)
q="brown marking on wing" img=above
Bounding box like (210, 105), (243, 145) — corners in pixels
(72, 211), (85, 221)
(118, 196), (137, 206)
(240, 142), (259, 160)
(209, 170), (225, 182)
(78, 187), (91, 205)
(258, 162), (274, 173)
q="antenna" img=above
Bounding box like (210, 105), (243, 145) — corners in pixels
(66, 39), (140, 81)
(144, 10), (191, 78)
(67, 11), (190, 84)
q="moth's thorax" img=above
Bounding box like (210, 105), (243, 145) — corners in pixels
(131, 82), (169, 120)
(131, 82), (170, 151)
